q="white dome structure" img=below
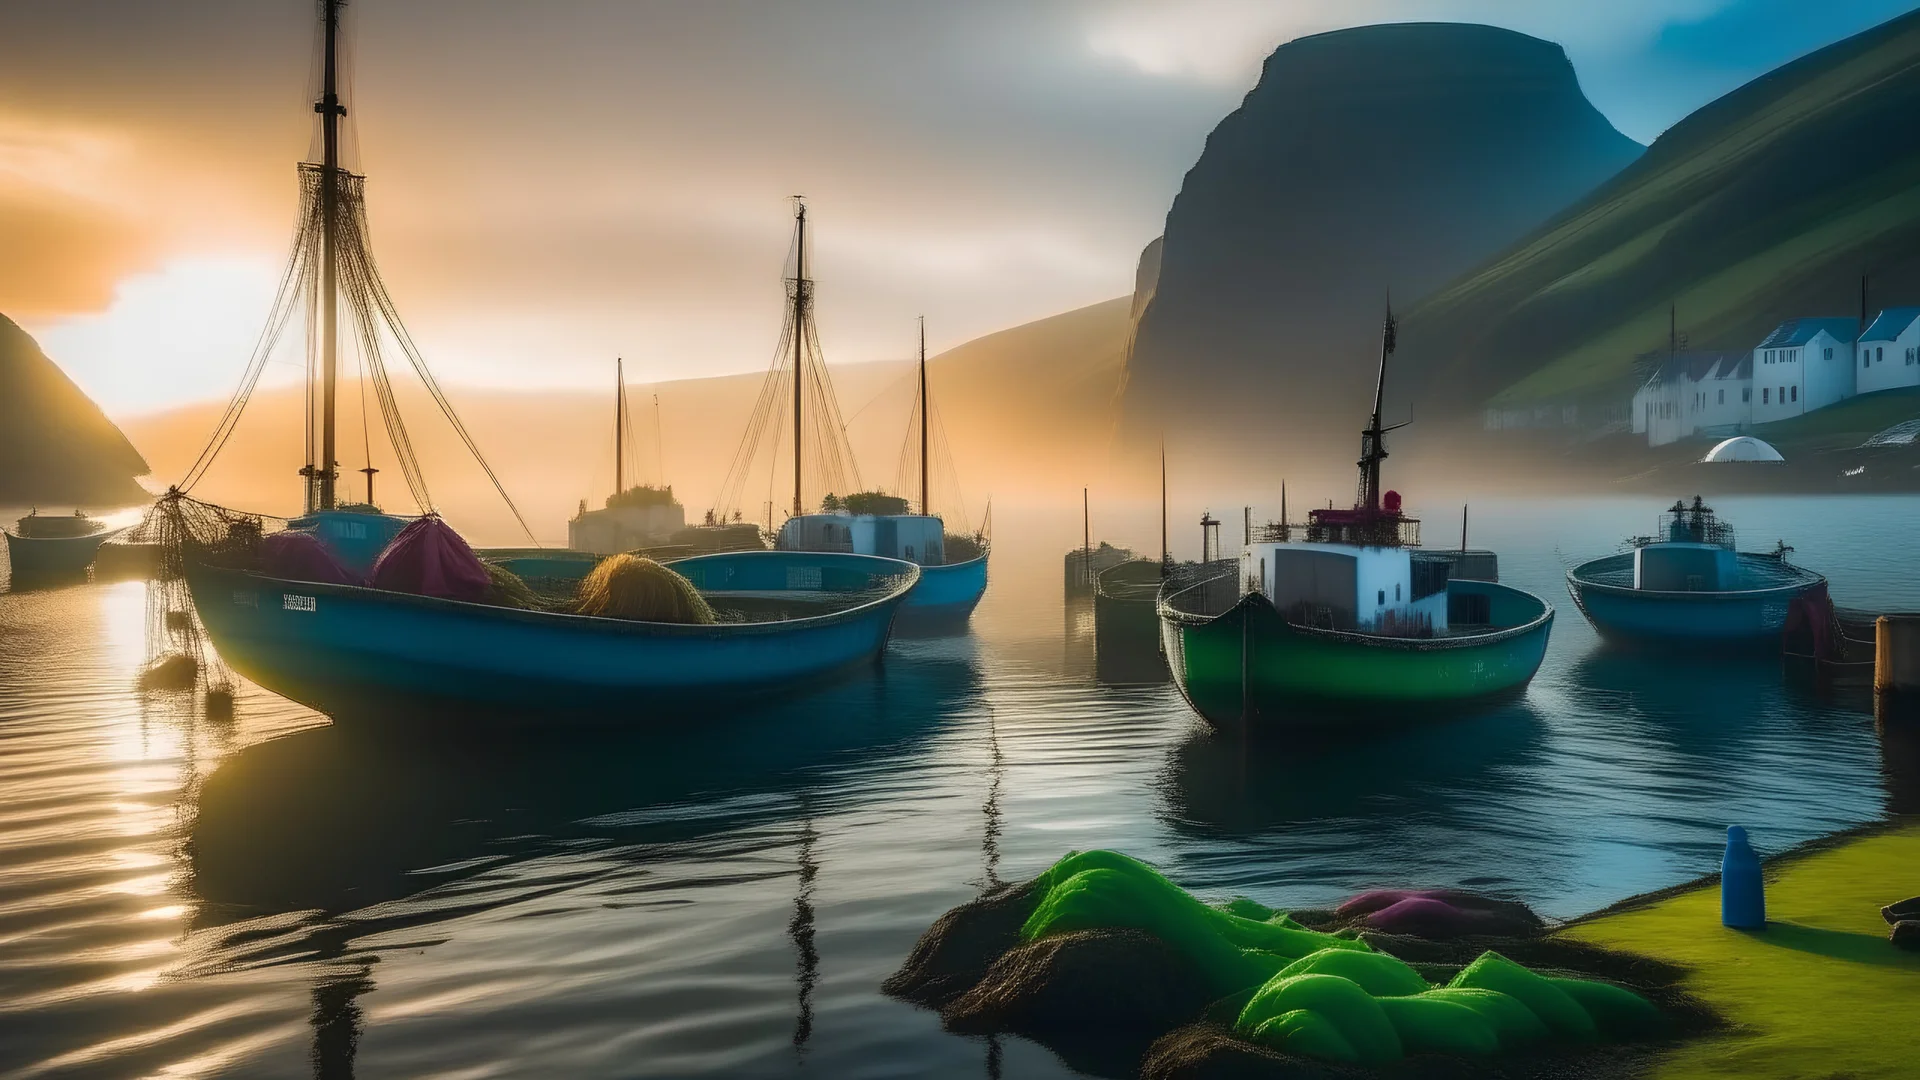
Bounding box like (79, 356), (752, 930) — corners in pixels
(1701, 436), (1785, 463)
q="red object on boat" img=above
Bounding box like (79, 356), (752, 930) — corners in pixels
(261, 530), (362, 587)
(369, 515), (491, 603)
(1383, 490), (1402, 512)
(1782, 581), (1833, 661)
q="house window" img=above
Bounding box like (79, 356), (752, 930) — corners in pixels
(1825, 347), (1832, 361)
(1395, 583), (1402, 601)
(1718, 389), (1725, 404)
(1878, 346), (1885, 364)
(1743, 388), (1751, 402)
(1763, 388), (1770, 404)
(1790, 386), (1797, 402)
(1377, 589), (1386, 607)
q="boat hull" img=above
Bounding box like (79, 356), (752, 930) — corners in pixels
(4, 529), (114, 584)
(1159, 579), (1554, 734)
(185, 550), (918, 719)
(902, 554), (988, 616)
(1566, 552), (1823, 648)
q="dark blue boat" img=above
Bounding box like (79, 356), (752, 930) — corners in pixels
(187, 548), (919, 717)
(1566, 497), (1824, 648)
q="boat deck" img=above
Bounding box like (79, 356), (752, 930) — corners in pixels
(1573, 552), (1819, 592)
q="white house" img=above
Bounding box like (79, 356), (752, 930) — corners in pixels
(1632, 352), (1749, 447)
(1750, 317), (1857, 423)
(1857, 307), (1920, 395)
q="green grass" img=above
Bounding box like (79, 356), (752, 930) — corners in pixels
(1564, 823), (1920, 1080)
(1755, 386), (1920, 440)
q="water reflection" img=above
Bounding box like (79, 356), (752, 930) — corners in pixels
(187, 644), (980, 932)
(1160, 704), (1545, 835)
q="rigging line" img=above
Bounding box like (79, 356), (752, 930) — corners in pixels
(716, 316), (798, 515)
(346, 196), (537, 544)
(356, 325), (373, 501)
(342, 224), (430, 511)
(180, 203), (316, 492)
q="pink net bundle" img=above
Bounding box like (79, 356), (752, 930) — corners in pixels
(369, 516), (491, 602)
(1337, 888), (1544, 939)
(261, 530), (363, 586)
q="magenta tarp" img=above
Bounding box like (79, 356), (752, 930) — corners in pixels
(1337, 888), (1543, 939)
(369, 516), (491, 603)
(261, 530), (363, 587)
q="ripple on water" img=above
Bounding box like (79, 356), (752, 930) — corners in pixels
(0, 498), (1908, 1077)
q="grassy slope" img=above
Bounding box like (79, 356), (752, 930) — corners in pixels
(1565, 823), (1920, 1080)
(1403, 8), (1920, 410)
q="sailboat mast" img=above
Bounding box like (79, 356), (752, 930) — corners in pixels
(317, 0), (346, 511)
(919, 316), (929, 516)
(1160, 441), (1169, 570)
(1359, 304), (1394, 513)
(791, 201), (808, 518)
(615, 358), (624, 496)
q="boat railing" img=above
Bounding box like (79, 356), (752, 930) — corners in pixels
(1158, 559), (1241, 619)
(1251, 519), (1421, 546)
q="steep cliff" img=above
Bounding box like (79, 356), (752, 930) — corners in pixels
(1122, 23), (1640, 449)
(0, 314), (149, 506)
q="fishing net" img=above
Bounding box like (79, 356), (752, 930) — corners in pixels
(123, 493), (292, 711)
(368, 516), (489, 602)
(1002, 850), (1665, 1065)
(260, 529), (361, 586)
(481, 562), (542, 610)
(574, 554), (716, 624)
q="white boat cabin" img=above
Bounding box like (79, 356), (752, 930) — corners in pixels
(1633, 542), (1740, 592)
(1240, 540), (1453, 634)
(778, 513), (947, 567)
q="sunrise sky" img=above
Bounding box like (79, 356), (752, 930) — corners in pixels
(4, 0), (1912, 416)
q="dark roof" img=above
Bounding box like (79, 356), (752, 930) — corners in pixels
(1860, 307), (1920, 343)
(1757, 317), (1859, 348)
(1645, 350), (1745, 386)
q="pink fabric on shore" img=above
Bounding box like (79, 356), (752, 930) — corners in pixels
(261, 530), (362, 586)
(369, 515), (491, 602)
(1337, 887), (1545, 939)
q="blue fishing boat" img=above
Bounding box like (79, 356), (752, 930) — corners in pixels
(728, 207), (988, 620)
(4, 510), (121, 584)
(1566, 497), (1825, 648)
(186, 547), (917, 716)
(149, 4), (920, 720)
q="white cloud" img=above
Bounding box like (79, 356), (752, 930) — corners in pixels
(1083, 0), (1735, 87)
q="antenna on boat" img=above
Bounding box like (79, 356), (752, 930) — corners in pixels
(359, 464), (378, 506)
(919, 315), (930, 516)
(791, 198), (809, 518)
(1082, 486), (1090, 560)
(1358, 297), (1399, 514)
(1462, 503), (1469, 551)
(315, 0), (346, 511)
(1280, 481), (1288, 543)
(653, 393), (664, 487)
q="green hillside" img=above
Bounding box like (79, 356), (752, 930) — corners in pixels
(1403, 7), (1920, 413)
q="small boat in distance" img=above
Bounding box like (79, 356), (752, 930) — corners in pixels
(763, 232), (989, 620)
(4, 509), (120, 584)
(1157, 310), (1554, 734)
(568, 359), (688, 555)
(1566, 496), (1825, 649)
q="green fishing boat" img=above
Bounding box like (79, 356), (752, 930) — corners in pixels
(1156, 312), (1553, 734)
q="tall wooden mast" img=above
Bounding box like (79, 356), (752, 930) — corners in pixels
(918, 316), (929, 516)
(316, 0), (347, 510)
(615, 358), (624, 497)
(791, 200), (809, 518)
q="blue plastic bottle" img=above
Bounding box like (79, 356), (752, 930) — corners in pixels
(1721, 825), (1766, 930)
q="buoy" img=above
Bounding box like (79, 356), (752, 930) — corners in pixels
(1721, 825), (1765, 930)
(1876, 615), (1920, 721)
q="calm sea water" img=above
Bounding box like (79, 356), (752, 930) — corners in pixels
(1, 495), (1915, 1079)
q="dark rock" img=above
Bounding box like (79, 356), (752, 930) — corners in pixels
(0, 313), (149, 505)
(1893, 920), (1920, 951)
(942, 928), (1221, 1041)
(1123, 22), (1640, 455)
(881, 881), (1038, 1009)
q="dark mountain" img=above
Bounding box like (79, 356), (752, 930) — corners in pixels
(1122, 22), (1641, 452)
(0, 314), (149, 506)
(1401, 7), (1920, 420)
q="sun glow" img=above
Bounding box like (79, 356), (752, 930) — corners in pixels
(26, 255), (291, 417)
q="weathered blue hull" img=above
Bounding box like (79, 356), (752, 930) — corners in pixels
(186, 550), (919, 719)
(4, 528), (115, 584)
(903, 554), (988, 616)
(1566, 551), (1824, 648)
